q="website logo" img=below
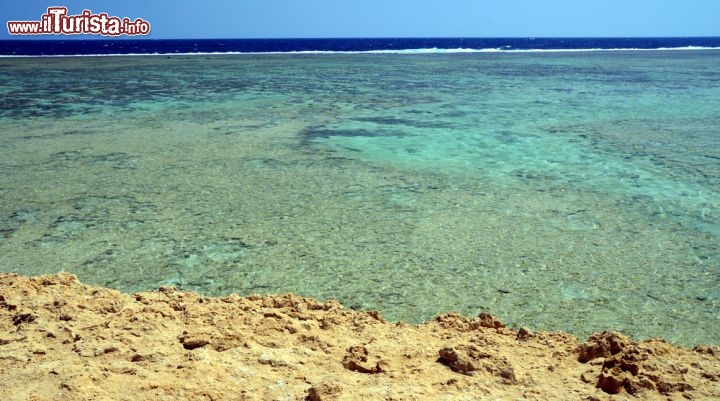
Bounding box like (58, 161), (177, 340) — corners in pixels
(7, 7), (151, 36)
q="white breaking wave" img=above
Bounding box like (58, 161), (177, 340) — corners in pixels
(3, 46), (720, 57)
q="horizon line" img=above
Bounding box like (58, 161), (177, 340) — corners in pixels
(2, 35), (720, 41)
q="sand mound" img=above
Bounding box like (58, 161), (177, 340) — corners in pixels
(1, 273), (718, 400)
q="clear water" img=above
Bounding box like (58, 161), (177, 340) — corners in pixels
(1, 52), (718, 346)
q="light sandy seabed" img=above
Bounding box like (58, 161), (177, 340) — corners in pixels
(2, 116), (717, 346)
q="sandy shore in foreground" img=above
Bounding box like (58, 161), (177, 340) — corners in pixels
(0, 272), (718, 400)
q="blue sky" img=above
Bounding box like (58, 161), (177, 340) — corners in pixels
(3, 0), (719, 39)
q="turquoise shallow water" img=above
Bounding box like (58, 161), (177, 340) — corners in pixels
(0, 52), (718, 346)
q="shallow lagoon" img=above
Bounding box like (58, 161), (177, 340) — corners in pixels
(1, 51), (718, 345)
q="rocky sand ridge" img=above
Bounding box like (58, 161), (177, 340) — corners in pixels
(1, 273), (719, 400)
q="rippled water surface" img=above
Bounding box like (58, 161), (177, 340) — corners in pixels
(1, 51), (718, 345)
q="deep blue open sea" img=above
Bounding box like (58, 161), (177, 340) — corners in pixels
(1, 37), (719, 346)
(1, 37), (720, 56)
